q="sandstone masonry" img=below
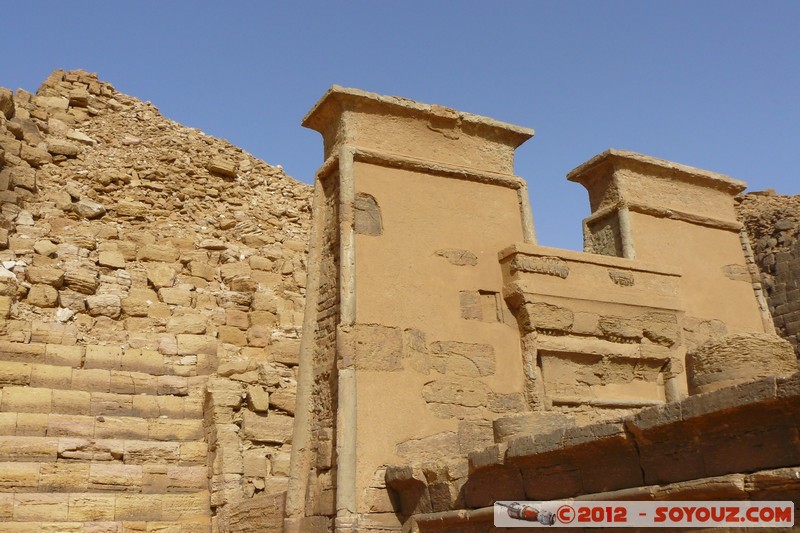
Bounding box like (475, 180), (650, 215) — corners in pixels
(0, 69), (311, 532)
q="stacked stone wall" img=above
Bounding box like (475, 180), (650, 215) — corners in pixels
(737, 192), (800, 357)
(0, 69), (311, 531)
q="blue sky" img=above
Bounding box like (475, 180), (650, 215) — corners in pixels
(3, 2), (798, 250)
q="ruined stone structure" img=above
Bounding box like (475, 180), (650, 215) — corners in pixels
(286, 87), (800, 532)
(0, 72), (798, 532)
(738, 192), (800, 358)
(0, 70), (310, 532)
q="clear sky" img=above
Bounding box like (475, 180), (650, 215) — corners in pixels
(3, 2), (798, 251)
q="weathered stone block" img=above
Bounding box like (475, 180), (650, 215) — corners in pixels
(98, 250), (125, 269)
(208, 157), (237, 177)
(354, 192), (383, 236)
(430, 341), (495, 377)
(27, 284), (59, 307)
(421, 378), (490, 418)
(353, 324), (403, 371)
(522, 301), (573, 333)
(240, 410), (293, 443)
(176, 334), (217, 356)
(26, 266), (64, 288)
(85, 294), (121, 318)
(686, 333), (798, 394)
(64, 268), (99, 294)
(434, 248), (477, 266)
(166, 313), (207, 335)
(146, 263), (177, 289)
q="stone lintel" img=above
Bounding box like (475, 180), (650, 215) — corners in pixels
(567, 149), (747, 195)
(498, 243), (683, 277)
(567, 149), (748, 227)
(302, 85), (534, 175)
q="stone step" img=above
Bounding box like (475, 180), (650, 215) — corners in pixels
(0, 462), (207, 493)
(0, 341), (214, 377)
(0, 436), (207, 466)
(0, 491), (211, 524)
(0, 386), (203, 419)
(0, 519), (211, 532)
(0, 412), (205, 441)
(0, 360), (206, 397)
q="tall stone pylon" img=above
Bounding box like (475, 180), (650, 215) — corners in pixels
(285, 87), (535, 532)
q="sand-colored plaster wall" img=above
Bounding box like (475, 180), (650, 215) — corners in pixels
(628, 212), (766, 335)
(352, 161), (528, 513)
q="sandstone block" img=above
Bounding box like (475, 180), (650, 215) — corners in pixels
(123, 348), (165, 375)
(249, 256), (273, 271)
(114, 493), (163, 521)
(246, 325), (271, 347)
(98, 250), (125, 269)
(121, 287), (157, 317)
(219, 325), (247, 346)
(226, 308), (250, 329)
(159, 287), (193, 306)
(116, 200), (148, 218)
(270, 386), (296, 415)
(15, 411), (49, 436)
(85, 294), (121, 318)
(247, 385), (270, 412)
(146, 263), (177, 289)
(251, 291), (278, 313)
(138, 245), (180, 263)
(84, 345), (122, 371)
(269, 337), (300, 366)
(52, 389), (91, 415)
(30, 364), (72, 389)
(598, 315), (643, 340)
(33, 239), (58, 257)
(45, 344), (84, 368)
(176, 334), (216, 355)
(68, 87), (90, 107)
(220, 261), (251, 280)
(64, 268), (99, 294)
(0, 295), (11, 319)
(430, 341), (495, 377)
(149, 418), (204, 441)
(207, 157), (237, 178)
(0, 462), (41, 490)
(20, 143), (52, 167)
(686, 333), (798, 394)
(241, 410), (293, 443)
(421, 379), (489, 418)
(0, 87), (13, 119)
(523, 301), (574, 333)
(1, 386), (52, 413)
(12, 493), (69, 521)
(166, 313), (207, 335)
(8, 236), (35, 254)
(229, 276), (258, 293)
(67, 493), (116, 521)
(190, 261), (216, 281)
(243, 448), (269, 477)
(73, 198), (107, 219)
(66, 129), (96, 145)
(47, 139), (80, 158)
(353, 324), (403, 371)
(9, 166), (37, 191)
(28, 284), (59, 307)
(26, 266), (64, 288)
